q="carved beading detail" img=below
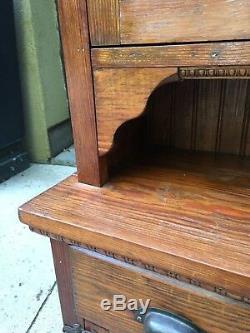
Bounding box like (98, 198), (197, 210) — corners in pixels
(30, 227), (250, 305)
(179, 67), (250, 79)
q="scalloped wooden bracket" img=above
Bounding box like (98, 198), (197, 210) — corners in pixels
(94, 65), (250, 155)
(94, 67), (178, 155)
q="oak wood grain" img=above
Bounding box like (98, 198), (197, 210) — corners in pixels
(94, 67), (178, 154)
(87, 0), (120, 46)
(71, 247), (250, 333)
(22, 1), (250, 331)
(19, 151), (250, 301)
(146, 79), (250, 156)
(244, 87), (250, 155)
(219, 80), (248, 154)
(84, 319), (109, 332)
(57, 0), (105, 185)
(51, 239), (77, 325)
(91, 42), (250, 68)
(120, 0), (250, 45)
(94, 69), (250, 156)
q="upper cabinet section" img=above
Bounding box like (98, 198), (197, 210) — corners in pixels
(87, 0), (250, 46)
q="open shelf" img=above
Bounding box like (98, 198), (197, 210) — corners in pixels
(19, 77), (250, 305)
(19, 149), (250, 302)
(105, 78), (250, 180)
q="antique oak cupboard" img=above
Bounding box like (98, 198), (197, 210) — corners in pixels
(19, 1), (250, 332)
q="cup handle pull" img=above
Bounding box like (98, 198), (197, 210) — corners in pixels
(134, 308), (203, 333)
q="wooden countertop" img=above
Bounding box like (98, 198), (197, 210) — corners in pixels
(19, 150), (250, 302)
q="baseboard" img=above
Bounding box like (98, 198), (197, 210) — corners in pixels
(48, 119), (73, 157)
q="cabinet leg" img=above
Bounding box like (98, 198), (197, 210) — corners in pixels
(51, 239), (78, 326)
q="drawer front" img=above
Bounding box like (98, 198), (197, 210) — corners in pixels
(87, 0), (250, 46)
(69, 246), (250, 333)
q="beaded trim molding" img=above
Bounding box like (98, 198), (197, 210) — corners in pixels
(30, 227), (250, 305)
(179, 66), (250, 79)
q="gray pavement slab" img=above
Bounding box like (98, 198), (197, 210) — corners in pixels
(0, 164), (76, 333)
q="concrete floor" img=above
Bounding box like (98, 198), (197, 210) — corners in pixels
(0, 163), (76, 333)
(51, 145), (76, 167)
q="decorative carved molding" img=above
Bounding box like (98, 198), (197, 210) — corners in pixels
(30, 227), (249, 305)
(179, 67), (250, 79)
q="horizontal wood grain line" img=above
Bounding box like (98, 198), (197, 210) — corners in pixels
(91, 42), (250, 68)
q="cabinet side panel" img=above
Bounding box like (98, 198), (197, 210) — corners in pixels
(57, 0), (104, 185)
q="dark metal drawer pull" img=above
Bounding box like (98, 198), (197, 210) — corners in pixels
(134, 308), (203, 333)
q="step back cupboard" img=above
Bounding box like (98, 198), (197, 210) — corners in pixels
(19, 1), (250, 332)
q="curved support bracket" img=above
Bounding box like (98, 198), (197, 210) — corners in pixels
(93, 67), (178, 155)
(94, 65), (250, 156)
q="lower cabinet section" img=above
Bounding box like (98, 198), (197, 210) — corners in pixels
(67, 245), (250, 333)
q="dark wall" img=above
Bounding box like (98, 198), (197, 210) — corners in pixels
(0, 1), (24, 150)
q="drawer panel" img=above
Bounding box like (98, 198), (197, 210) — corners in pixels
(87, 0), (250, 46)
(70, 246), (250, 333)
(120, 0), (250, 45)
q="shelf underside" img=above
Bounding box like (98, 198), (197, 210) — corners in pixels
(19, 150), (250, 301)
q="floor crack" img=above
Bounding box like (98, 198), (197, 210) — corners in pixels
(25, 281), (57, 333)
